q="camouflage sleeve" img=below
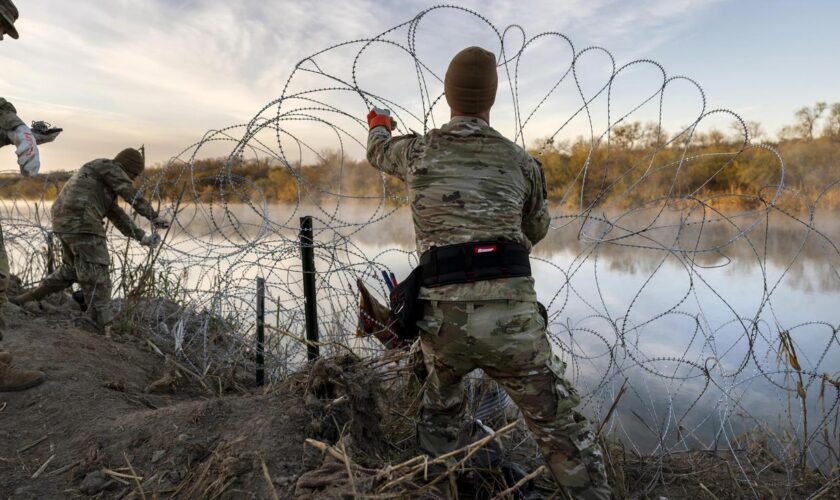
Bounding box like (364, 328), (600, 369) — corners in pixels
(107, 205), (146, 241)
(0, 98), (25, 136)
(522, 155), (551, 246)
(366, 127), (420, 182)
(97, 160), (159, 221)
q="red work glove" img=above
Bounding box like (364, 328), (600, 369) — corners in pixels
(367, 107), (397, 132)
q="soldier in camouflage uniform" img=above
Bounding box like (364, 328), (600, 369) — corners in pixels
(0, 0), (63, 391)
(0, 96), (49, 391)
(12, 149), (171, 338)
(366, 47), (611, 499)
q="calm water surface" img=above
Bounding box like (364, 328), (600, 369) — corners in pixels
(5, 202), (838, 456)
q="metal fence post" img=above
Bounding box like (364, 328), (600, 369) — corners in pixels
(46, 232), (55, 277)
(256, 277), (265, 386)
(300, 216), (319, 361)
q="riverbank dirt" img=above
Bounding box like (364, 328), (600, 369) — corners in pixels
(0, 289), (833, 498)
(0, 288), (313, 498)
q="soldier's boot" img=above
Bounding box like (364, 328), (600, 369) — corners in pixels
(9, 283), (57, 306)
(0, 362), (46, 392)
(0, 351), (11, 364)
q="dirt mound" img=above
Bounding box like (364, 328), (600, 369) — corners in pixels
(0, 294), (310, 498)
(0, 295), (418, 499)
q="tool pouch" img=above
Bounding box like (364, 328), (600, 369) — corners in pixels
(389, 266), (423, 341)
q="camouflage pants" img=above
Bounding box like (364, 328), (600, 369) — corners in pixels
(0, 222), (7, 341)
(40, 234), (114, 327)
(416, 300), (610, 499)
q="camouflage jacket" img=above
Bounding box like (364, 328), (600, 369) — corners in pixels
(0, 97), (25, 149)
(367, 116), (550, 301)
(51, 159), (158, 240)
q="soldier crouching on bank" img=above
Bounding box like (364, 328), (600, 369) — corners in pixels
(12, 148), (170, 339)
(365, 47), (612, 499)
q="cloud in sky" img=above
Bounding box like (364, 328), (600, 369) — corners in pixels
(3, 0), (829, 171)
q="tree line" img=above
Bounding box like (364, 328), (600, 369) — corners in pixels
(2, 101), (839, 210)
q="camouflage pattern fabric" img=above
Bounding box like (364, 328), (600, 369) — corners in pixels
(42, 158), (158, 328)
(367, 116), (549, 302)
(0, 97), (24, 148)
(0, 97), (24, 339)
(39, 234), (114, 327)
(51, 158), (157, 239)
(416, 300), (610, 499)
(367, 116), (610, 497)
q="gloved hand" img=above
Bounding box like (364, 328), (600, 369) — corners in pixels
(30, 121), (63, 145)
(140, 233), (161, 247)
(151, 215), (171, 229)
(9, 125), (40, 176)
(367, 107), (397, 132)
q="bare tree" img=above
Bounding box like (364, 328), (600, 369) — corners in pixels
(611, 121), (642, 149)
(823, 102), (840, 139)
(730, 120), (765, 142)
(777, 125), (798, 142)
(641, 121), (669, 148)
(697, 129), (726, 147)
(793, 101), (827, 140)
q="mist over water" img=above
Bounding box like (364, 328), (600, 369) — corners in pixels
(146, 202), (838, 455)
(341, 204), (840, 454)
(4, 200), (838, 458)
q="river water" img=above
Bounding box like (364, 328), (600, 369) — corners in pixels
(4, 201), (838, 458)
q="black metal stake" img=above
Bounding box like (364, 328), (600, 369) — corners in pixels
(256, 277), (265, 386)
(300, 216), (319, 361)
(46, 232), (55, 276)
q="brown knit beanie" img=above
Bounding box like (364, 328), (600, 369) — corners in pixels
(444, 46), (498, 114)
(114, 148), (145, 177)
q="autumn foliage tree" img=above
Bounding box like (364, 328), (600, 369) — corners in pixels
(1, 102), (839, 210)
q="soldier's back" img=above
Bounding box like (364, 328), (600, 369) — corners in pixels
(410, 116), (535, 254)
(410, 116), (543, 303)
(52, 159), (115, 237)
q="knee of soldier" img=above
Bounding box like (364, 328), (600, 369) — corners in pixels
(76, 261), (111, 288)
(53, 264), (77, 282)
(546, 352), (581, 408)
(515, 357), (583, 425)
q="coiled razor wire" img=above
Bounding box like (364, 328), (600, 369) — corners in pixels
(1, 5), (837, 496)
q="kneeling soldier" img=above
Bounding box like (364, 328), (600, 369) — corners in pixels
(366, 47), (611, 498)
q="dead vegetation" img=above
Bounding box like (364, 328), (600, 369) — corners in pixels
(1, 287), (836, 499)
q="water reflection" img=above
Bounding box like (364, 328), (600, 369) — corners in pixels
(3, 201), (837, 460)
(332, 204), (840, 459)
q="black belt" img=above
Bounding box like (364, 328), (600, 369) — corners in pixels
(419, 240), (531, 288)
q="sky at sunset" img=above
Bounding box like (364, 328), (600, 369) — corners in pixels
(1, 0), (839, 170)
